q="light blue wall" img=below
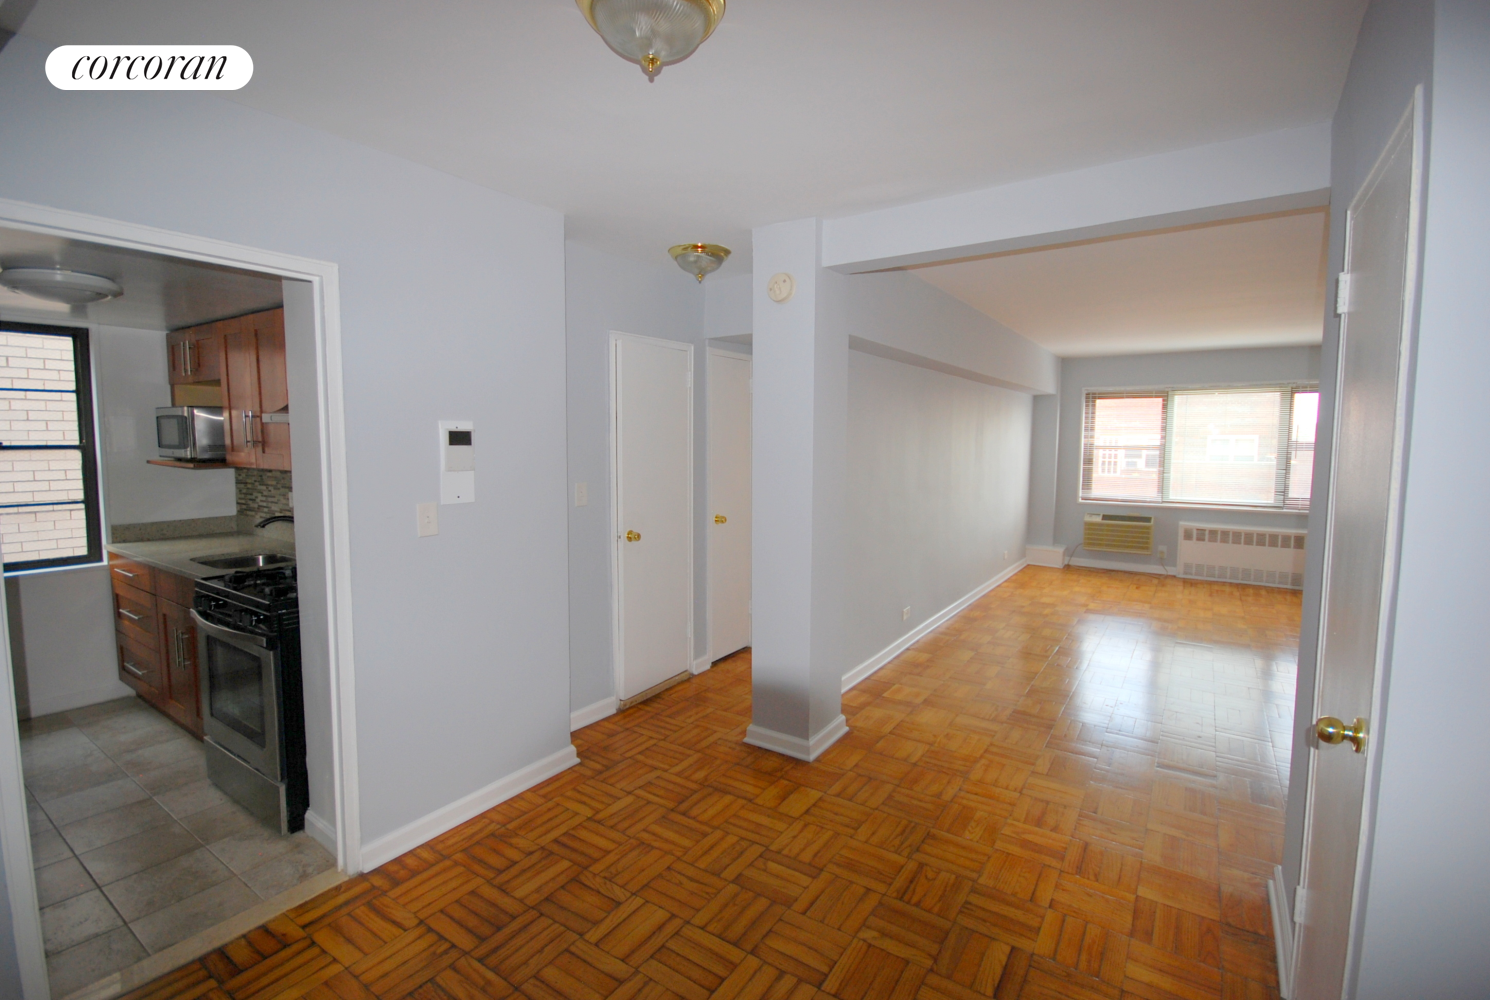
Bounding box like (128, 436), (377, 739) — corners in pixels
(1051, 346), (1320, 570)
(846, 352), (1031, 675)
(565, 242), (707, 713)
(0, 34), (570, 850)
(1352, 1), (1490, 995)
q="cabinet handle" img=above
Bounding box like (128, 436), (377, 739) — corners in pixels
(112, 567), (136, 578)
(184, 340), (193, 376)
(122, 660), (146, 678)
(118, 608), (144, 621)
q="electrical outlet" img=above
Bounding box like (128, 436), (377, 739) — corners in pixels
(416, 502), (438, 537)
(902, 606), (911, 621)
(1003, 550), (1009, 560)
(575, 481), (588, 507)
(1158, 545), (1167, 562)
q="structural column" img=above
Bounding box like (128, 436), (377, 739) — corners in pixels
(747, 218), (849, 760)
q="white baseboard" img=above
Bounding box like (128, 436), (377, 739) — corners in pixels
(358, 745), (579, 870)
(25, 681), (133, 719)
(744, 714), (849, 762)
(1067, 556), (1169, 575)
(302, 810), (338, 858)
(842, 560), (1028, 693)
(1025, 544), (1067, 568)
(691, 656), (711, 675)
(570, 696), (617, 732)
(302, 809), (336, 857)
(1268, 864), (1295, 999)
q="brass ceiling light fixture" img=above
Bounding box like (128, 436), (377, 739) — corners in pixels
(576, 0), (725, 80)
(669, 243), (730, 282)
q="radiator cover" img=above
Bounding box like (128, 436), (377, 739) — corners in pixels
(1178, 523), (1306, 589)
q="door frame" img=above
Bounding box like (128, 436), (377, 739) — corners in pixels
(609, 331), (694, 703)
(0, 197), (361, 1000)
(705, 345), (751, 666)
(1290, 87), (1426, 998)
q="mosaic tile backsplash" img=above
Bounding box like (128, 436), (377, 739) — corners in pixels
(236, 467), (293, 524)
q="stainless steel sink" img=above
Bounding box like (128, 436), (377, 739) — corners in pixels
(192, 553), (294, 570)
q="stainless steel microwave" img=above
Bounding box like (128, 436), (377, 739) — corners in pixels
(156, 406), (225, 461)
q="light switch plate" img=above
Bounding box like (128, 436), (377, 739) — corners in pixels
(416, 502), (438, 537)
(575, 482), (588, 507)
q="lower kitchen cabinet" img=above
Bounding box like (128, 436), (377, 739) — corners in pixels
(110, 553), (203, 738)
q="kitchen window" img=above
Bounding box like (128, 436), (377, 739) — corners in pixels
(0, 323), (102, 572)
(1080, 384), (1319, 512)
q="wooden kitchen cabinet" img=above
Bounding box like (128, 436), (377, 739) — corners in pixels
(166, 320), (224, 385)
(159, 598), (202, 736)
(222, 307), (291, 471)
(109, 552), (203, 738)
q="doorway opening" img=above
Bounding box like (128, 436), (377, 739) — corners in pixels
(0, 199), (358, 1000)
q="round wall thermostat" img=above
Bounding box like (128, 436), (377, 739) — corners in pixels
(767, 272), (795, 303)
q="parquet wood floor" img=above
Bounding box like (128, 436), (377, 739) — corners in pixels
(117, 566), (1300, 1000)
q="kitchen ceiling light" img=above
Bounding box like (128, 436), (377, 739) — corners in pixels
(0, 267), (122, 305)
(577, 0), (725, 79)
(669, 243), (730, 282)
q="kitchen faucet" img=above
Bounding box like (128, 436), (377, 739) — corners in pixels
(256, 515), (294, 528)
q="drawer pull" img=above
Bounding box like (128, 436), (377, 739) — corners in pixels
(122, 660), (146, 678)
(118, 609), (144, 621)
(112, 567), (136, 578)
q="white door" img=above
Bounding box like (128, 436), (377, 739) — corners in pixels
(613, 334), (693, 701)
(1293, 94), (1422, 999)
(707, 349), (752, 659)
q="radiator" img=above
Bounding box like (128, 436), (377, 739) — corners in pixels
(1178, 523), (1306, 589)
(1083, 513), (1154, 554)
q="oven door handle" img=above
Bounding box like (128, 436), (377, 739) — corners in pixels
(190, 609), (272, 649)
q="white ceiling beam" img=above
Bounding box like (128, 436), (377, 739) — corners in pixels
(821, 122), (1331, 274)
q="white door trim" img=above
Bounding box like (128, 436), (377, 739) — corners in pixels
(1291, 87), (1425, 999)
(704, 345), (751, 667)
(609, 331), (694, 705)
(0, 197), (361, 999)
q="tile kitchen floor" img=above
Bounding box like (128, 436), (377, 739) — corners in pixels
(19, 697), (335, 998)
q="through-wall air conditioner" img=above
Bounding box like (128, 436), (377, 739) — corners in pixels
(1083, 513), (1154, 554)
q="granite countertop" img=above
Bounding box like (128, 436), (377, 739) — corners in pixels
(107, 533), (295, 581)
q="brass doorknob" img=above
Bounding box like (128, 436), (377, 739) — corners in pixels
(1315, 716), (1368, 753)
(714, 515), (727, 524)
(625, 530), (641, 542)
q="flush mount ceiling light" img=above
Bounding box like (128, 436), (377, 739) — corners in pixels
(670, 243), (730, 282)
(0, 267), (122, 305)
(577, 0), (725, 80)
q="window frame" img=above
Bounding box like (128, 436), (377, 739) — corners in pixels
(1079, 381), (1319, 513)
(0, 321), (104, 574)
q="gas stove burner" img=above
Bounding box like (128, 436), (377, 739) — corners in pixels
(198, 563), (300, 614)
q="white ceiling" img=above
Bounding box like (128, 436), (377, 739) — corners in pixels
(911, 210), (1329, 357)
(15, 0), (1367, 270)
(0, 226), (284, 330)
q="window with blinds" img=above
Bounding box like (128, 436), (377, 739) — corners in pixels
(1081, 384), (1319, 511)
(0, 323), (102, 572)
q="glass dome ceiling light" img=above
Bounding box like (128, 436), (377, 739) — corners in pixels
(577, 0), (725, 80)
(669, 244), (730, 282)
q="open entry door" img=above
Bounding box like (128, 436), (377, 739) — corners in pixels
(1289, 90), (1424, 999)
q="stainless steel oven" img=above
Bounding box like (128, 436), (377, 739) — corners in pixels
(155, 405), (225, 461)
(192, 565), (306, 835)
(193, 612), (283, 780)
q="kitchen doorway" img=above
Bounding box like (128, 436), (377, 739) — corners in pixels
(0, 198), (359, 1000)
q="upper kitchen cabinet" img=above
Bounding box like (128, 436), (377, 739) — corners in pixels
(222, 307), (291, 470)
(166, 318), (224, 385)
